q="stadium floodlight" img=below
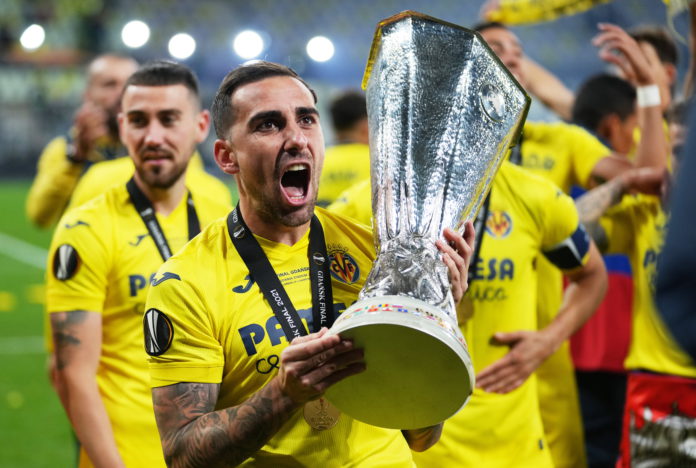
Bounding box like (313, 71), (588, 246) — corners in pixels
(306, 36), (334, 62)
(168, 33), (196, 60)
(20, 24), (45, 51)
(233, 30), (264, 59)
(121, 20), (150, 49)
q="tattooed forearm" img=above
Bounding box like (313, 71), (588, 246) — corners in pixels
(51, 310), (88, 370)
(576, 176), (626, 225)
(153, 380), (298, 468)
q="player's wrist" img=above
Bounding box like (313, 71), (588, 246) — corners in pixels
(636, 84), (661, 108)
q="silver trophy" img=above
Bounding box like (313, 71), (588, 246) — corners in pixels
(326, 11), (529, 429)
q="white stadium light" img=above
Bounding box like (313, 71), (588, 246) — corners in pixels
(168, 33), (196, 60)
(20, 24), (45, 51)
(306, 36), (334, 62)
(121, 20), (150, 49)
(233, 30), (264, 59)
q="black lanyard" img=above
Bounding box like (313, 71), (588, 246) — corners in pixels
(227, 205), (335, 339)
(467, 192), (491, 284)
(126, 177), (200, 261)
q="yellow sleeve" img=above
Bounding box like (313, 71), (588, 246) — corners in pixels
(26, 137), (86, 228)
(486, 0), (610, 25)
(534, 177), (591, 270)
(68, 158), (133, 211)
(567, 124), (611, 189)
(145, 259), (225, 387)
(327, 179), (373, 227)
(45, 206), (110, 314)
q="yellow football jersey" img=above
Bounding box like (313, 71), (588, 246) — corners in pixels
(46, 183), (231, 468)
(146, 207), (415, 467)
(44, 156), (232, 353)
(520, 121), (609, 193)
(328, 178), (373, 227)
(521, 120), (610, 468)
(602, 195), (696, 378)
(317, 143), (370, 207)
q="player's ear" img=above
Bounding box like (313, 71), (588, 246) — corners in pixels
(214, 139), (239, 175)
(195, 110), (211, 144)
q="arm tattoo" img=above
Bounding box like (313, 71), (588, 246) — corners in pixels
(51, 310), (88, 370)
(576, 177), (625, 225)
(575, 177), (625, 252)
(153, 381), (297, 468)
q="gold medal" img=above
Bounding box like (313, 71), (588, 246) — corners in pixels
(303, 397), (340, 430)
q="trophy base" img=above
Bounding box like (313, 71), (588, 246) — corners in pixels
(325, 295), (474, 429)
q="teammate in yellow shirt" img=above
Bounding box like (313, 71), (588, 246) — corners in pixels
(476, 22), (669, 468)
(576, 167), (696, 466)
(144, 61), (475, 467)
(27, 54), (138, 228)
(330, 161), (607, 467)
(47, 61), (231, 468)
(316, 90), (370, 207)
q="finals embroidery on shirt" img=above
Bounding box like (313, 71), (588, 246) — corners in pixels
(144, 308), (174, 356)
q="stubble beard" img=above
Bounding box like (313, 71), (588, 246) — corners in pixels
(135, 159), (187, 190)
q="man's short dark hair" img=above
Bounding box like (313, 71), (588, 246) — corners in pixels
(329, 90), (367, 132)
(471, 21), (508, 34)
(629, 25), (678, 66)
(572, 74), (636, 132)
(123, 60), (201, 105)
(211, 61), (317, 139)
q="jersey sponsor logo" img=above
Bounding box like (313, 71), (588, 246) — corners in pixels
(485, 211), (512, 239)
(471, 257), (515, 281)
(129, 233), (150, 247)
(238, 302), (346, 357)
(143, 308), (173, 356)
(329, 249), (360, 284)
(233, 275), (254, 294)
(64, 220), (90, 229)
(151, 272), (181, 286)
(468, 285), (509, 302)
(52, 244), (80, 280)
(129, 273), (155, 297)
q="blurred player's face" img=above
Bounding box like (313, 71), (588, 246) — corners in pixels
(119, 84), (210, 190)
(479, 27), (526, 88)
(85, 56), (138, 138)
(216, 76), (324, 229)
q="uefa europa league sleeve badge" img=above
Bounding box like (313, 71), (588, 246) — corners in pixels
(325, 11), (530, 429)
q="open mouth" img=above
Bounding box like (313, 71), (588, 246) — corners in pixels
(280, 163), (310, 205)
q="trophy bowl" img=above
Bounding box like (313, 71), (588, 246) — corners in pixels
(325, 11), (529, 430)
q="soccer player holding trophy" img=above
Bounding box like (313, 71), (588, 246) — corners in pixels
(144, 12), (527, 467)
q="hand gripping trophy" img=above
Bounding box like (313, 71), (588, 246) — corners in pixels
(325, 11), (530, 429)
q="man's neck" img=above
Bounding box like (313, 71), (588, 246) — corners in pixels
(132, 174), (187, 216)
(238, 200), (310, 246)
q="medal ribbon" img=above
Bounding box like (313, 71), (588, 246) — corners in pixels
(227, 204), (335, 340)
(126, 177), (201, 261)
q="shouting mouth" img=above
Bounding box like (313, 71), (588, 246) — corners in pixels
(280, 163), (310, 206)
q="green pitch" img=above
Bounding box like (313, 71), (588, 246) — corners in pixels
(0, 180), (75, 467)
